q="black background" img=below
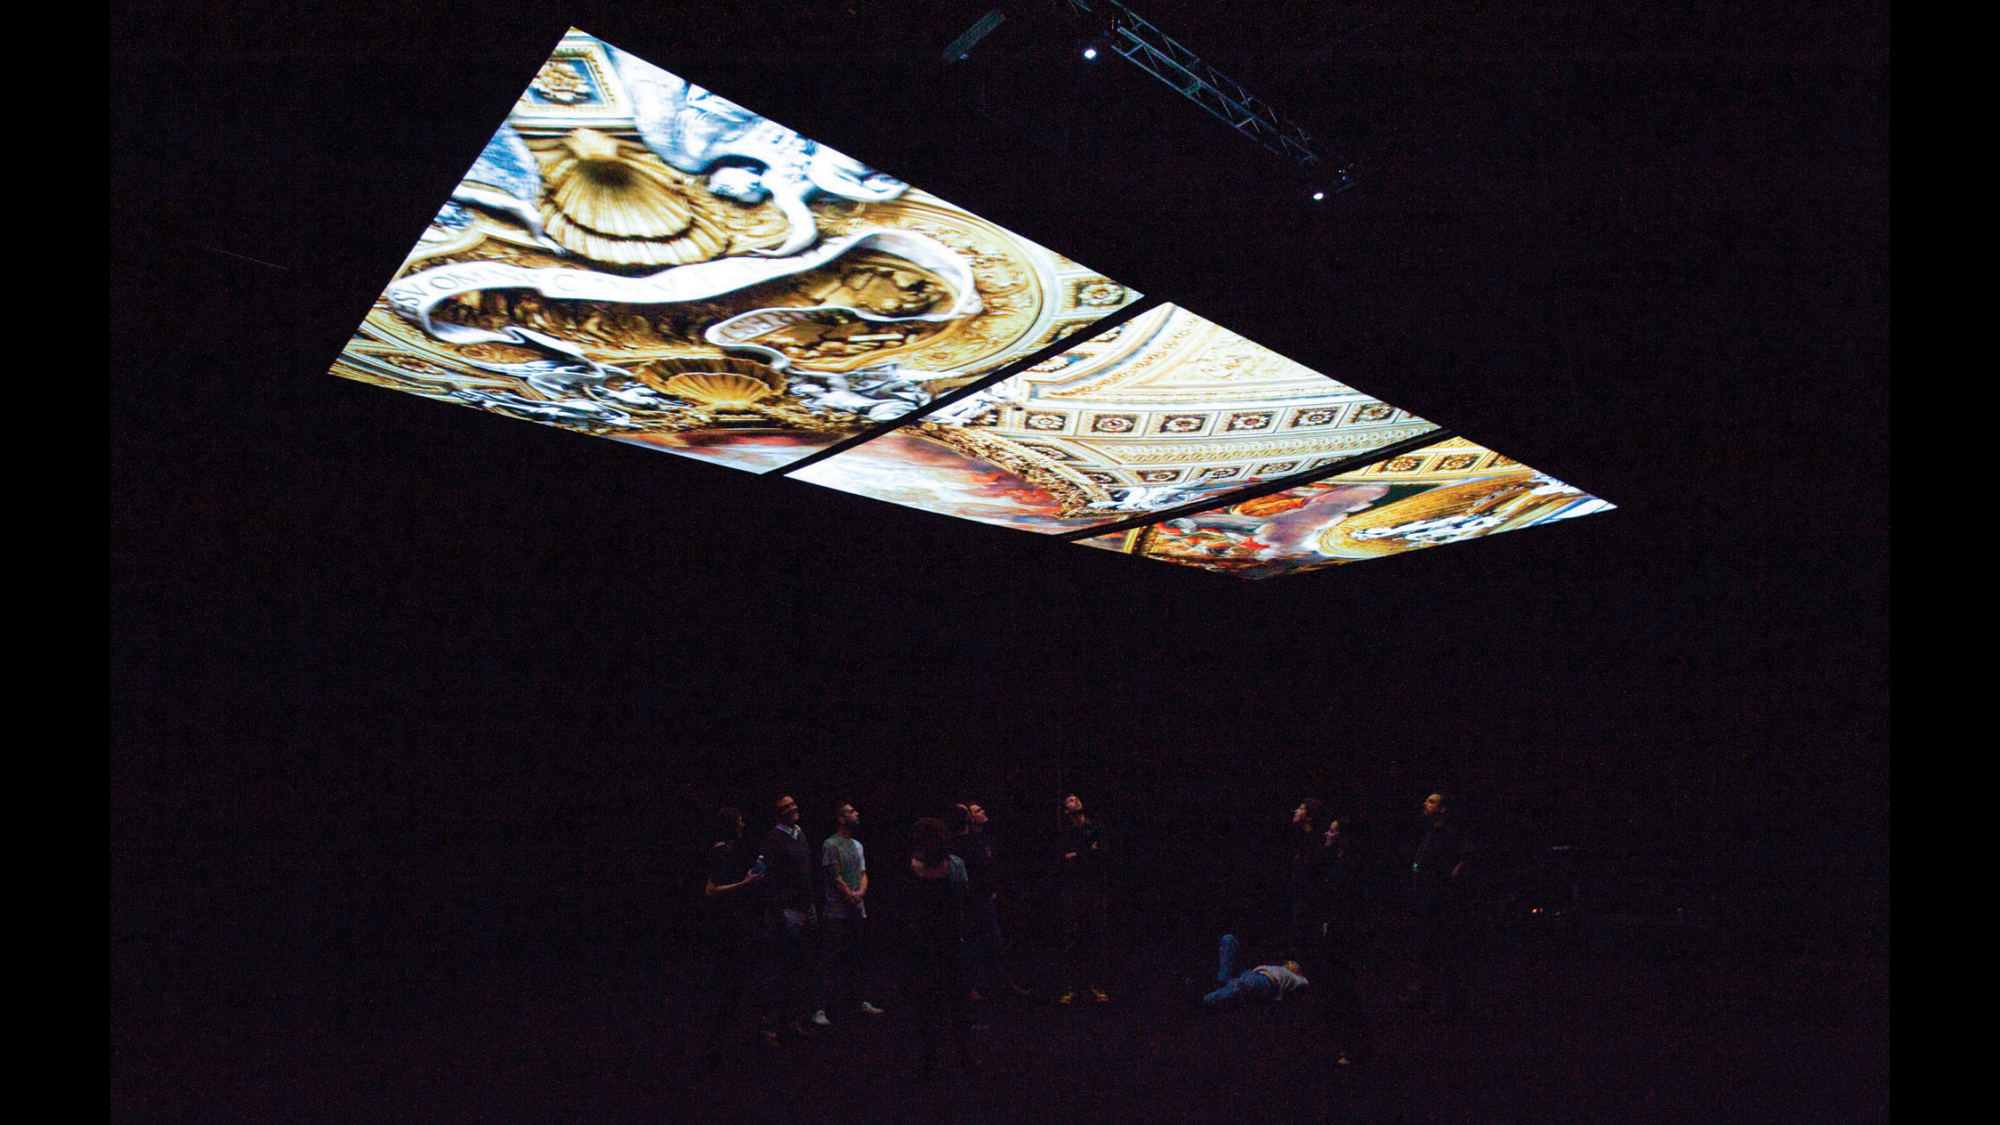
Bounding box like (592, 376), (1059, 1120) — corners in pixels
(112, 0), (1888, 1118)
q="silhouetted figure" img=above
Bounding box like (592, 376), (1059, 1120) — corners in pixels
(1203, 933), (1309, 1008)
(951, 802), (1023, 1017)
(1289, 798), (1332, 963)
(757, 794), (819, 1043)
(699, 807), (764, 1053)
(1312, 818), (1372, 1065)
(1057, 794), (1113, 1004)
(818, 802), (884, 1024)
(1408, 791), (1471, 1015)
(901, 816), (973, 1077)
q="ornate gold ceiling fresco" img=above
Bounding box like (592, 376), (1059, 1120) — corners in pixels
(330, 30), (1139, 473)
(791, 304), (1439, 532)
(331, 30), (1614, 577)
(1075, 437), (1615, 578)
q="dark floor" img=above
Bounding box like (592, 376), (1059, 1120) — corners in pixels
(111, 913), (1887, 1124)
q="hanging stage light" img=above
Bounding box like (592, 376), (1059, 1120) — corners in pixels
(1061, 1), (1347, 180)
(1080, 23), (1118, 61)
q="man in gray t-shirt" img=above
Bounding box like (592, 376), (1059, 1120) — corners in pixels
(815, 803), (884, 1023)
(1203, 933), (1310, 1007)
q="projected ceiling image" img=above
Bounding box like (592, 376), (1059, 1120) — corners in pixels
(1075, 437), (1615, 578)
(329, 30), (1140, 473)
(790, 303), (1439, 532)
(324, 28), (1612, 579)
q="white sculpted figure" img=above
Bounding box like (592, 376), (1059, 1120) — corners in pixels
(447, 123), (563, 252)
(1353, 513), (1507, 544)
(1085, 486), (1208, 513)
(448, 386), (635, 429)
(612, 46), (907, 258)
(922, 380), (1027, 427)
(792, 369), (929, 421)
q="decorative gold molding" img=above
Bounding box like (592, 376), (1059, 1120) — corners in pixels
(1063, 424), (1436, 465)
(919, 425), (1112, 514)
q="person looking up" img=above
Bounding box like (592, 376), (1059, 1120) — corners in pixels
(952, 802), (1024, 1010)
(759, 794), (818, 1043)
(1057, 794), (1112, 1004)
(699, 807), (763, 1055)
(818, 802), (884, 1024)
(1289, 798), (1331, 963)
(1408, 791), (1471, 1015)
(1313, 816), (1371, 1066)
(901, 816), (973, 1077)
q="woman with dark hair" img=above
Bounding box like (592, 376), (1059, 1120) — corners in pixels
(1313, 817), (1372, 1066)
(1289, 798), (1331, 963)
(901, 816), (973, 1077)
(699, 806), (764, 1054)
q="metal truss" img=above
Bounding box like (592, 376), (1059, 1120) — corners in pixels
(1065, 1), (1354, 187)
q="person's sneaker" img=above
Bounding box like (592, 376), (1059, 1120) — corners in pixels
(1058, 989), (1077, 1005)
(809, 1009), (831, 1027)
(966, 989), (984, 1003)
(789, 1019), (817, 1038)
(1337, 1053), (1352, 1066)
(855, 1001), (885, 1016)
(1091, 988), (1111, 1003)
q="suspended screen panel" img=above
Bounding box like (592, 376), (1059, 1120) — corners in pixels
(792, 304), (1437, 532)
(1074, 437), (1615, 578)
(330, 29), (1140, 473)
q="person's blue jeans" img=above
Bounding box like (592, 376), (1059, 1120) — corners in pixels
(1204, 934), (1280, 1007)
(960, 893), (1007, 992)
(821, 908), (865, 1012)
(761, 906), (815, 1028)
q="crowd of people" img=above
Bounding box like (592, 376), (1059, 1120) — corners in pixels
(696, 789), (1475, 1075)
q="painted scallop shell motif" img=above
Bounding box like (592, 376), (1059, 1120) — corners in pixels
(541, 128), (730, 266)
(639, 358), (786, 410)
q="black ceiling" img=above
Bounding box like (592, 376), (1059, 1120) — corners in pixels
(112, 0), (1887, 865)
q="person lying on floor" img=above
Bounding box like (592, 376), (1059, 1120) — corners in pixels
(1203, 934), (1309, 1007)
